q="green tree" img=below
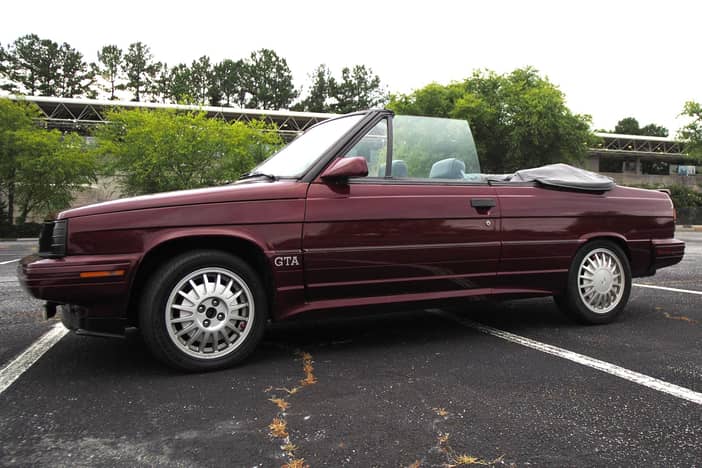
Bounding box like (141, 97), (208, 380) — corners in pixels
(13, 131), (96, 223)
(680, 101), (702, 158)
(161, 63), (193, 104)
(613, 117), (668, 137)
(93, 108), (282, 195)
(189, 55), (212, 105)
(95, 45), (123, 100)
(209, 59), (246, 107)
(56, 42), (94, 98)
(387, 82), (465, 117)
(1, 34), (42, 94)
(244, 49), (297, 110)
(122, 42), (160, 102)
(0, 98), (96, 224)
(1, 35), (94, 98)
(0, 98), (36, 222)
(640, 123), (668, 137)
(614, 117), (640, 135)
(331, 65), (386, 113)
(388, 67), (593, 173)
(0, 34), (58, 95)
(294, 64), (334, 112)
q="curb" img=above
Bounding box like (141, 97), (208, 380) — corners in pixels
(676, 226), (702, 232)
(0, 238), (38, 242)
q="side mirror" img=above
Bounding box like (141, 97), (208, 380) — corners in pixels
(320, 157), (369, 181)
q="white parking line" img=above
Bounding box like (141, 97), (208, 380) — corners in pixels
(433, 310), (702, 405)
(0, 258), (20, 265)
(0, 323), (68, 396)
(633, 283), (702, 295)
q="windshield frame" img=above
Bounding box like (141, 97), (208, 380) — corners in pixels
(247, 110), (379, 181)
(301, 110), (392, 183)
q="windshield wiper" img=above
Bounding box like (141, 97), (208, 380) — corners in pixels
(238, 171), (278, 181)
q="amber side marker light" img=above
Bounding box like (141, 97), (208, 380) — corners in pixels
(79, 270), (126, 279)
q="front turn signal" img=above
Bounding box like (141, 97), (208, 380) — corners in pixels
(79, 270), (126, 279)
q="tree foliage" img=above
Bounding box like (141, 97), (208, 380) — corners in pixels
(679, 101), (702, 158)
(122, 42), (160, 102)
(294, 64), (334, 113)
(613, 117), (668, 137)
(244, 49), (297, 110)
(640, 123), (669, 137)
(209, 59), (246, 107)
(332, 65), (386, 113)
(95, 45), (123, 100)
(0, 98), (96, 224)
(295, 64), (387, 113)
(93, 108), (283, 195)
(2, 34), (389, 112)
(0, 34), (93, 98)
(388, 67), (594, 172)
(161, 63), (192, 104)
(189, 55), (212, 105)
(56, 42), (94, 98)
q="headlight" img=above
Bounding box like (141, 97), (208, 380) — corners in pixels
(38, 219), (68, 258)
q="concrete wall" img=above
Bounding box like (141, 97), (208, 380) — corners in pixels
(601, 172), (702, 188)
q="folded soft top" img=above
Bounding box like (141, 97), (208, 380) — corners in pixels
(510, 163), (615, 191)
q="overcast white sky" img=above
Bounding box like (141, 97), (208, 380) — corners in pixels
(2, 0), (700, 134)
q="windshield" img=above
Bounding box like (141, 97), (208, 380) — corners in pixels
(250, 114), (365, 178)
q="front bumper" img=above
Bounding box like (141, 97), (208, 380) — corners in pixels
(651, 238), (685, 271)
(18, 253), (140, 318)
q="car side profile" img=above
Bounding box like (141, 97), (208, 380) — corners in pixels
(20, 109), (685, 371)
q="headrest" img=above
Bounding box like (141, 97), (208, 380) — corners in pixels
(392, 160), (408, 178)
(429, 158), (465, 179)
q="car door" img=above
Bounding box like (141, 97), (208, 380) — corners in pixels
(302, 115), (500, 304)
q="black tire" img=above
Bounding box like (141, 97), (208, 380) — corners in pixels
(139, 250), (267, 372)
(554, 240), (631, 324)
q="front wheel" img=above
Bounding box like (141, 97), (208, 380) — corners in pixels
(554, 241), (631, 324)
(139, 250), (267, 372)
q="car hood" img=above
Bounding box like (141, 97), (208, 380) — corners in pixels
(58, 180), (308, 219)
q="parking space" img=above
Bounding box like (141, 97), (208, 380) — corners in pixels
(0, 234), (700, 467)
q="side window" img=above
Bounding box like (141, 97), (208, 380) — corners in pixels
(343, 119), (388, 177)
(392, 116), (482, 182)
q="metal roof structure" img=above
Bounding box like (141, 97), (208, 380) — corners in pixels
(592, 132), (686, 158)
(6, 95), (334, 137)
(4, 96), (689, 156)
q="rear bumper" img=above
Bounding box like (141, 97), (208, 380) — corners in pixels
(651, 238), (685, 270)
(18, 253), (140, 319)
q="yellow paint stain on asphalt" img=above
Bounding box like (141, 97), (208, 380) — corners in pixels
(265, 349), (318, 468)
(664, 312), (697, 323)
(268, 417), (288, 438)
(413, 410), (507, 467)
(282, 459), (309, 468)
(298, 351), (317, 387)
(269, 397), (290, 411)
(281, 443), (298, 455)
(433, 407), (449, 417)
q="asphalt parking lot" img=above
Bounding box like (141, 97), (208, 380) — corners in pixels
(1, 233), (700, 467)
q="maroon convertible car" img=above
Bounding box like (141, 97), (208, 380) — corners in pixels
(20, 109), (684, 371)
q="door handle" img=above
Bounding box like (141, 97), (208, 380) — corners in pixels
(470, 198), (496, 209)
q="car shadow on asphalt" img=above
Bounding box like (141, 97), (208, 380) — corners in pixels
(263, 298), (578, 353)
(31, 298), (579, 377)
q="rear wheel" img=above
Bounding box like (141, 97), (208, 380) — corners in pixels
(554, 241), (631, 324)
(139, 250), (267, 371)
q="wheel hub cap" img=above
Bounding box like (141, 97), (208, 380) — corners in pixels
(577, 248), (625, 314)
(165, 267), (254, 359)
